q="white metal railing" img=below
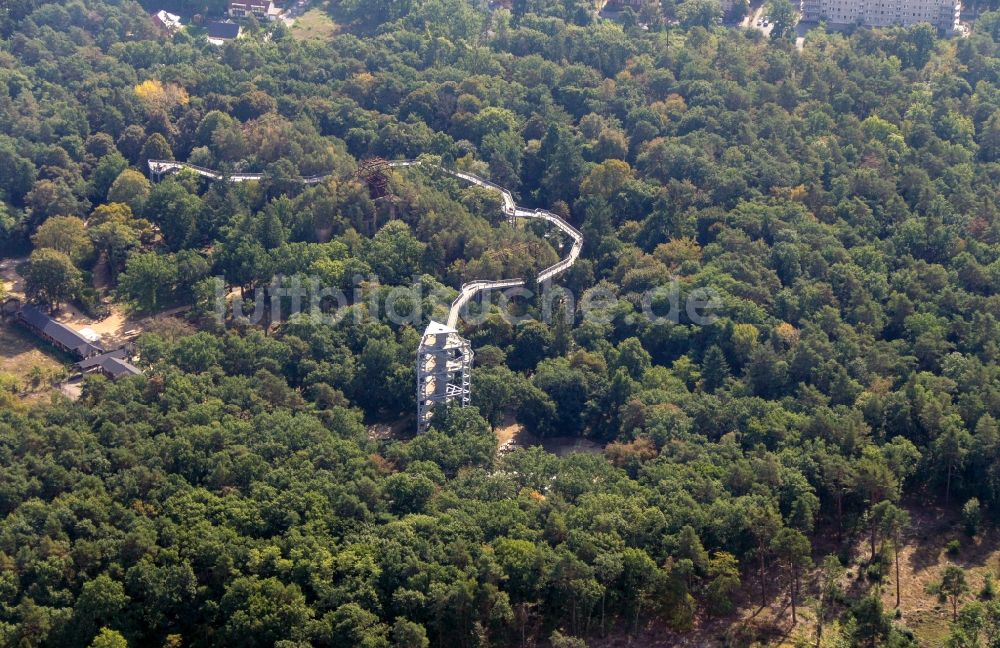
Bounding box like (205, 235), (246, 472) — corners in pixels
(388, 159), (584, 433)
(148, 160), (330, 184)
(388, 161), (583, 327)
(148, 157), (584, 330)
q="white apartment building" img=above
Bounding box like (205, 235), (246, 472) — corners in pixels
(228, 1), (283, 21)
(605, 0), (737, 19)
(800, 0), (960, 31)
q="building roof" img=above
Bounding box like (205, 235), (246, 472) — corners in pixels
(77, 347), (127, 370)
(154, 9), (182, 24)
(207, 20), (241, 40)
(77, 349), (142, 379)
(103, 357), (143, 379)
(419, 321), (468, 351)
(18, 305), (105, 357)
(1, 297), (20, 316)
(152, 9), (183, 34)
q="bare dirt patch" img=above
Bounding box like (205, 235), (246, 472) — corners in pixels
(495, 414), (604, 457)
(495, 412), (523, 453)
(0, 256), (26, 296)
(58, 304), (131, 345)
(368, 417), (412, 442)
(2, 253), (183, 348)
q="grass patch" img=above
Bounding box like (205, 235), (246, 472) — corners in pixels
(290, 7), (338, 41)
(902, 609), (953, 647)
(875, 505), (1000, 648)
(0, 320), (69, 401)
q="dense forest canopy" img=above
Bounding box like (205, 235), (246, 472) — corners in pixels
(4, 0), (1000, 646)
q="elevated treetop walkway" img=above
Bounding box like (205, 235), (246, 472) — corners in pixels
(146, 157), (584, 431)
(147, 160), (331, 184)
(149, 158), (583, 328)
(387, 161), (582, 327)
(391, 161), (583, 431)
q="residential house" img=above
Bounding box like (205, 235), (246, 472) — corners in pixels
(228, 0), (282, 20)
(206, 20), (242, 45)
(229, 1), (269, 19)
(152, 10), (183, 33)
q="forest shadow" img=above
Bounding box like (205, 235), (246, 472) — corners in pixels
(905, 502), (955, 573)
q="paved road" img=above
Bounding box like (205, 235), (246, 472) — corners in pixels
(744, 5), (776, 37)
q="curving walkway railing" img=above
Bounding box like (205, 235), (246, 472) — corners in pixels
(387, 161), (582, 327)
(148, 160), (332, 184)
(147, 157), (583, 432)
(398, 160), (584, 432)
(149, 158), (584, 327)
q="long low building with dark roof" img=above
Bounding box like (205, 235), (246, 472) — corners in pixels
(16, 305), (105, 359)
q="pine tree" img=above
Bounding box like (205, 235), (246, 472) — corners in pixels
(701, 345), (730, 392)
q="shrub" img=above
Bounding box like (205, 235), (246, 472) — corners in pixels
(866, 562), (883, 582)
(982, 571), (996, 600)
(962, 498), (981, 536)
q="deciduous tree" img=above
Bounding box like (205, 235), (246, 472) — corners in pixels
(23, 248), (81, 311)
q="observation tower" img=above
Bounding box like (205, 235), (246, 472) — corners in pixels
(416, 321), (473, 432)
